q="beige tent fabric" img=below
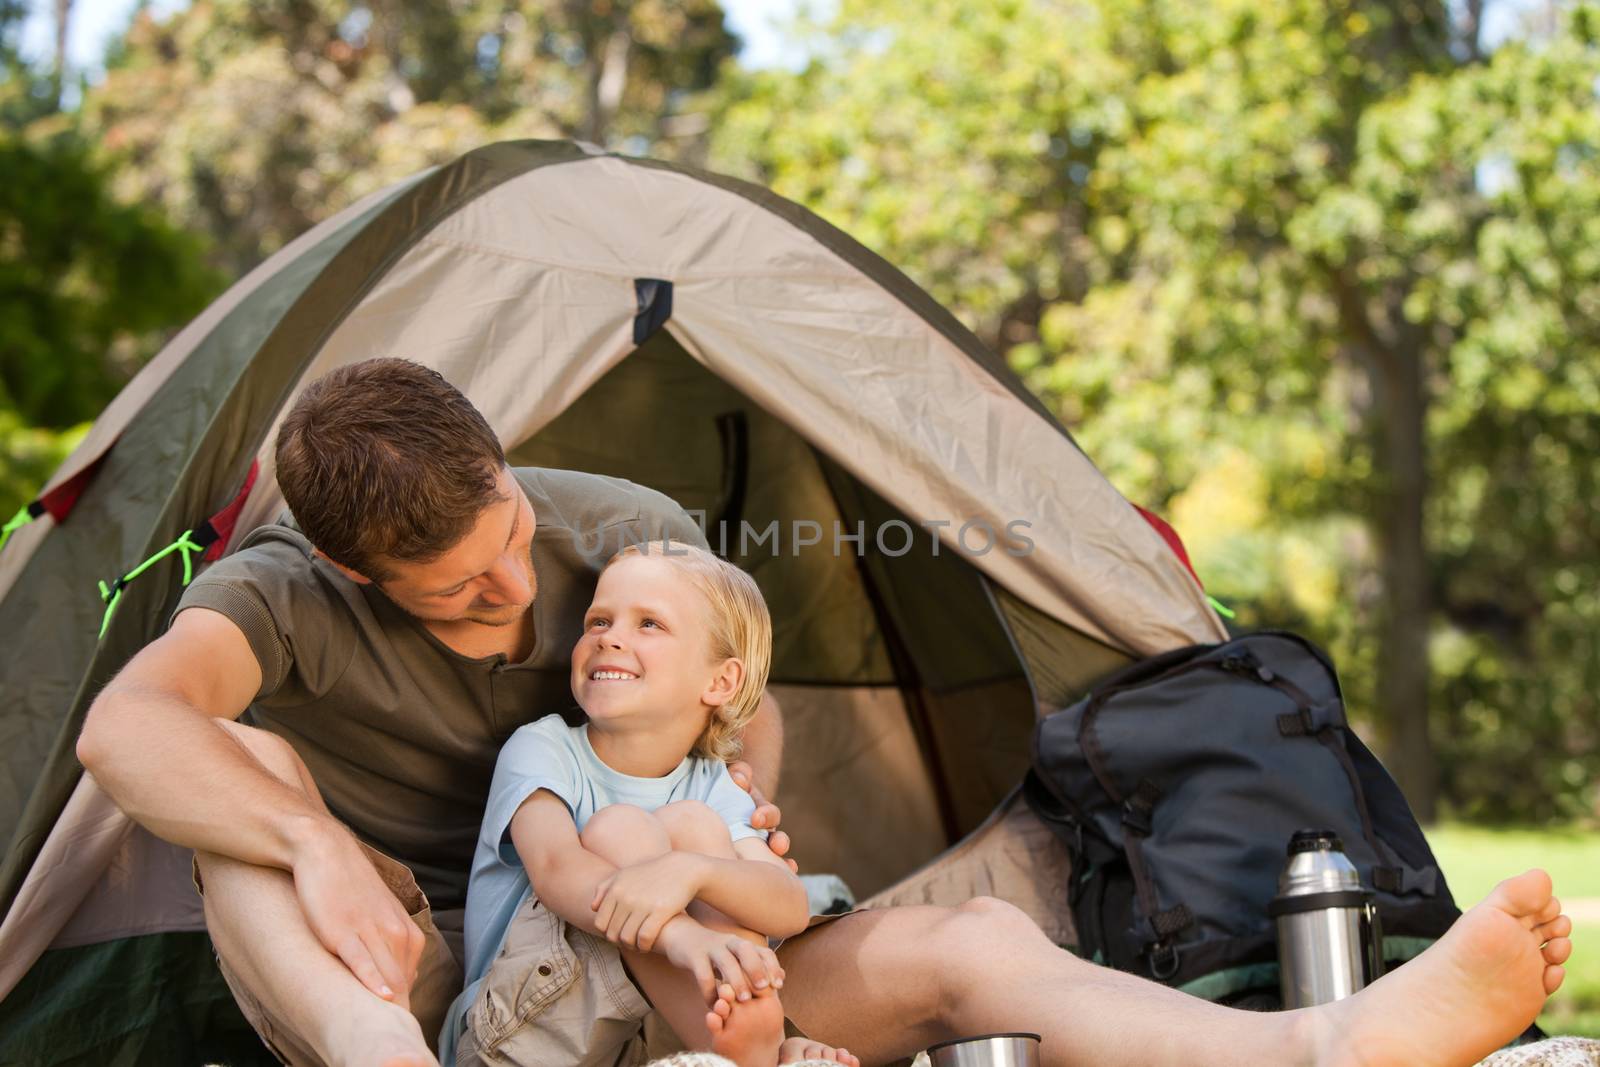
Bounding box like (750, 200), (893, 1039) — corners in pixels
(767, 684), (946, 900)
(0, 174), (431, 605)
(233, 155), (1223, 656)
(864, 786), (1076, 949)
(0, 778), (130, 998)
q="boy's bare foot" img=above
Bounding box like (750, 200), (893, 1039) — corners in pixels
(778, 1036), (862, 1066)
(705, 986), (785, 1067)
(1322, 869), (1572, 1067)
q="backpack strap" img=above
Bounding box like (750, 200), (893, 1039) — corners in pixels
(1119, 778), (1195, 979)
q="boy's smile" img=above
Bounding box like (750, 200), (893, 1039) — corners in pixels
(572, 552), (742, 773)
(573, 553), (710, 723)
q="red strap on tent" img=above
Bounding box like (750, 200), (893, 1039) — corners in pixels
(200, 459), (259, 562)
(1135, 504), (1236, 620)
(1134, 504), (1198, 585)
(37, 455), (108, 522)
(0, 453), (111, 553)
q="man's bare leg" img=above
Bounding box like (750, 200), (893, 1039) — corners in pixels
(777, 876), (1569, 1067)
(776, 897), (1308, 1067)
(196, 721), (437, 1067)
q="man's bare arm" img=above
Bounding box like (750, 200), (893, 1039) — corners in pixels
(75, 607), (338, 866)
(735, 690), (783, 800)
(76, 607), (422, 1001)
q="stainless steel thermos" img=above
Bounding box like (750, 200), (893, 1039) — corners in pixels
(1268, 829), (1384, 1008)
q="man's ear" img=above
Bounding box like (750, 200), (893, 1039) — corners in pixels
(312, 547), (373, 586)
(701, 657), (745, 708)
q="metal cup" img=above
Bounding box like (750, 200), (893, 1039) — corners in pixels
(926, 1032), (1042, 1067)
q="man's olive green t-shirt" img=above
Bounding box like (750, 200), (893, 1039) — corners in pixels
(172, 467), (707, 909)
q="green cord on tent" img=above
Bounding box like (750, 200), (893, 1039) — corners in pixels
(0, 505), (32, 553)
(1207, 594), (1237, 620)
(97, 530), (207, 639)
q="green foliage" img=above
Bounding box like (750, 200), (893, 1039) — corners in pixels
(709, 0), (1600, 821)
(0, 1), (222, 518)
(81, 0), (737, 277)
(0, 132), (220, 428)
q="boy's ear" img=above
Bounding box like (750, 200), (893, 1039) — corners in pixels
(701, 657), (745, 708)
(312, 547), (373, 586)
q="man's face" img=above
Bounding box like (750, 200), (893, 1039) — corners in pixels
(370, 466), (538, 627)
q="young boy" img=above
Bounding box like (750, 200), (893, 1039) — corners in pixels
(441, 541), (860, 1067)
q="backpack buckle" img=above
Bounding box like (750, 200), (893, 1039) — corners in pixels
(1121, 800), (1153, 837)
(1148, 939), (1181, 980)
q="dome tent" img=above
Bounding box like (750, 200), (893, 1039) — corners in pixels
(0, 140), (1225, 1062)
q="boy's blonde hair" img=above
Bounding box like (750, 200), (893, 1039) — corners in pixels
(605, 540), (772, 762)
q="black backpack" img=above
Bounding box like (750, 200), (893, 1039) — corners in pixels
(1023, 632), (1461, 1005)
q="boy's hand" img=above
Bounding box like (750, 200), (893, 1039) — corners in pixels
(592, 852), (704, 950)
(659, 917), (785, 1005)
(728, 761), (797, 874)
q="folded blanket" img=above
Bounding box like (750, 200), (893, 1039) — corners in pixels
(643, 1037), (1600, 1067)
(1478, 1038), (1600, 1067)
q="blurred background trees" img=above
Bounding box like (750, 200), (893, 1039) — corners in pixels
(2, 0), (1596, 825)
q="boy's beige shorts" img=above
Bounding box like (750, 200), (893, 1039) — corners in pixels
(456, 893), (852, 1067)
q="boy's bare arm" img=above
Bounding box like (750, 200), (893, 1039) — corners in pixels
(593, 837), (809, 941)
(508, 790), (623, 925)
(509, 792), (726, 972)
(698, 838), (809, 936)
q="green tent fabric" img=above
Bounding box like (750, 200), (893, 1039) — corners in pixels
(0, 140), (1223, 1062)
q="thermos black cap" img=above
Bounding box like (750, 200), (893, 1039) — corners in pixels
(1288, 829), (1344, 854)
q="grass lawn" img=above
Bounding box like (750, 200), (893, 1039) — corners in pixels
(1427, 824), (1600, 1040)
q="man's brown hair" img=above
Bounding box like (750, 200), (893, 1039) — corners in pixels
(275, 359), (507, 581)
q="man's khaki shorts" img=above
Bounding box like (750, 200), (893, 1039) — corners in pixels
(193, 841), (462, 1067)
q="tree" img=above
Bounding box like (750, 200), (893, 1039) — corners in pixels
(710, 0), (1600, 821)
(80, 0), (737, 279)
(0, 0), (221, 519)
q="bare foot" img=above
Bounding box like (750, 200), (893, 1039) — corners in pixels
(1322, 869), (1572, 1067)
(705, 987), (785, 1067)
(778, 1035), (862, 1067)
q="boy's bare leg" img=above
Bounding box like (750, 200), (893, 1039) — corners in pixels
(580, 803), (782, 1065)
(655, 802), (799, 1066)
(776, 875), (1570, 1067)
(196, 721), (438, 1067)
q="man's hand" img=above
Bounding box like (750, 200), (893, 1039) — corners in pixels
(291, 819), (424, 1005)
(727, 760), (796, 874)
(658, 915), (785, 1006)
(591, 852), (704, 951)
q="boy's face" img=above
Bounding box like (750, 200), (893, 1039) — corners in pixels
(571, 553), (737, 733)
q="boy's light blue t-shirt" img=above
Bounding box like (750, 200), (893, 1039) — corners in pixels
(440, 715), (764, 1057)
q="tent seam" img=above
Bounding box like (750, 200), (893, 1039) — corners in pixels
(411, 233), (861, 284)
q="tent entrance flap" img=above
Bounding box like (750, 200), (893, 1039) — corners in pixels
(507, 329), (1036, 895)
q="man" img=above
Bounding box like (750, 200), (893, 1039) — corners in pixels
(78, 359), (1572, 1067)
